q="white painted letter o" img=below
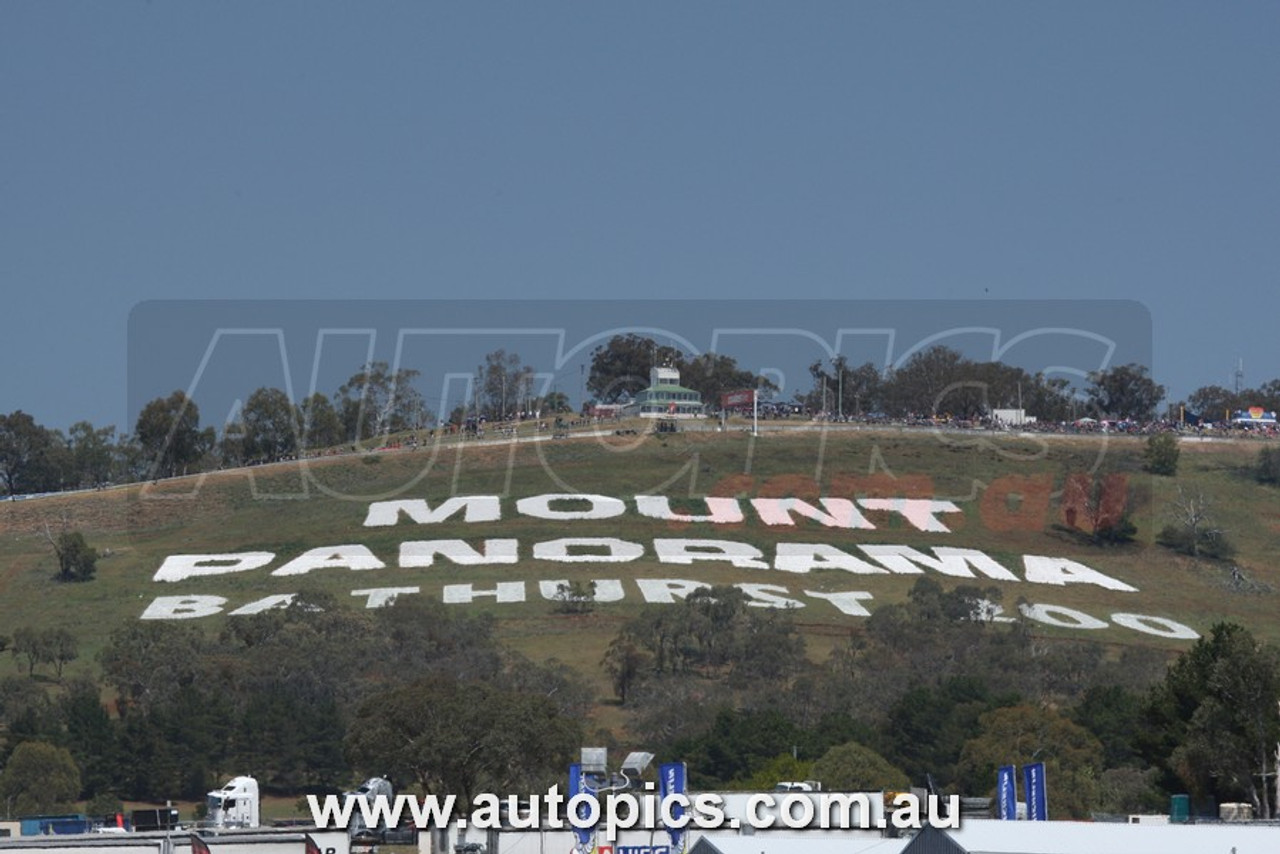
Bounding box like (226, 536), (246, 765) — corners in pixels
(1019, 603), (1108, 630)
(1111, 613), (1199, 639)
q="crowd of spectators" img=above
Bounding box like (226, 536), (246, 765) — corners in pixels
(720, 401), (1280, 440)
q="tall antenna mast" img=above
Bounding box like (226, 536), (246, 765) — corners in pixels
(1234, 358), (1244, 394)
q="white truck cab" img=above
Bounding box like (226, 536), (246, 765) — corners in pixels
(345, 777), (394, 840)
(206, 776), (260, 828)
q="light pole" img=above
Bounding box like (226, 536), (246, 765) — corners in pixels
(580, 747), (655, 793)
(572, 748), (654, 854)
(838, 364), (844, 420)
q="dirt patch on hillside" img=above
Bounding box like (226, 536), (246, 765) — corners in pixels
(0, 477), (235, 538)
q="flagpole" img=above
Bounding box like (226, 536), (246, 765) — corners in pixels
(753, 388), (758, 437)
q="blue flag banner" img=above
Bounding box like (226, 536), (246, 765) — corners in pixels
(658, 762), (687, 853)
(568, 763), (596, 848)
(1023, 762), (1047, 821)
(997, 765), (1017, 820)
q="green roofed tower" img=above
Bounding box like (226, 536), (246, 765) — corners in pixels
(627, 366), (705, 418)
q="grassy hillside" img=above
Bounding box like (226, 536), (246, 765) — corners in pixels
(1, 423), (1277, 692)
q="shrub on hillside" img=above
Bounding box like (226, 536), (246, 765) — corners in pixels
(1094, 514), (1138, 546)
(51, 531), (98, 582)
(1256, 446), (1280, 485)
(1143, 433), (1180, 476)
(1156, 524), (1236, 560)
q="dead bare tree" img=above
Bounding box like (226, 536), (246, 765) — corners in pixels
(1159, 485), (1233, 559)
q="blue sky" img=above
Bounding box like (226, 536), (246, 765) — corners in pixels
(3, 2), (1277, 430)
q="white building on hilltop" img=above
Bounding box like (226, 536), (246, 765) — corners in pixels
(627, 366), (705, 418)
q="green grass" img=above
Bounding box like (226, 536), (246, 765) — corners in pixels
(2, 426), (1278, 690)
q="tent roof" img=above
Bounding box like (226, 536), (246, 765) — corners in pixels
(690, 835), (909, 854)
(687, 821), (1280, 854)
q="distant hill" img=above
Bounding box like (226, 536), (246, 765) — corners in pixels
(2, 423), (1277, 683)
